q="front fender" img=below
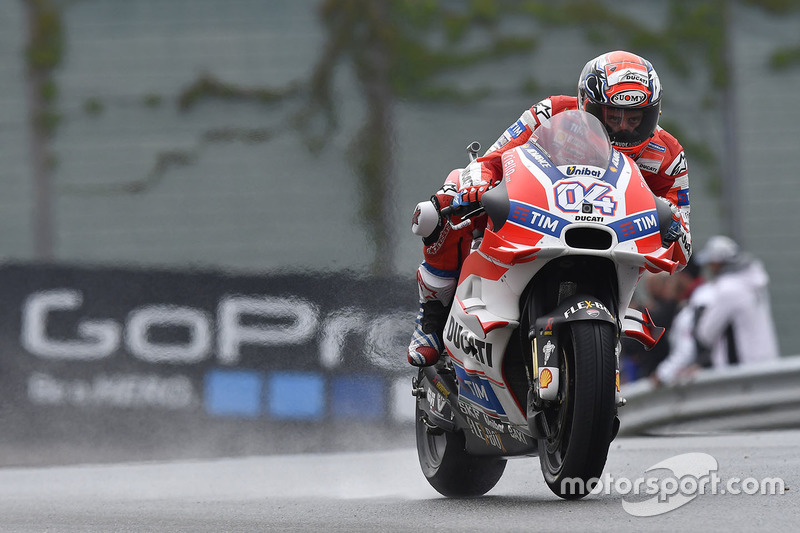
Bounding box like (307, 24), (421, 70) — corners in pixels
(530, 294), (616, 340)
(529, 294), (617, 403)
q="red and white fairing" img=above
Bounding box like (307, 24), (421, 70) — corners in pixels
(443, 111), (681, 429)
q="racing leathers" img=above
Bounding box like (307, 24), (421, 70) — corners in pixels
(407, 95), (692, 366)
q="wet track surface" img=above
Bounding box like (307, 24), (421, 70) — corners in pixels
(1, 429), (798, 532)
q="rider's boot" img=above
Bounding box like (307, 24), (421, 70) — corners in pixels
(407, 263), (457, 367)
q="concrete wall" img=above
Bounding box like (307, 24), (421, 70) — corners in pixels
(1, 1), (798, 352)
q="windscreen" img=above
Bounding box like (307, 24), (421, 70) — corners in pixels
(530, 110), (613, 169)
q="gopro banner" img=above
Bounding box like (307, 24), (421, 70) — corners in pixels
(0, 263), (418, 441)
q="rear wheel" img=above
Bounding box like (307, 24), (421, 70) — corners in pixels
(415, 403), (506, 497)
(538, 321), (617, 499)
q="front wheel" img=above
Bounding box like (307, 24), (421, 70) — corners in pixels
(415, 402), (506, 497)
(538, 321), (617, 499)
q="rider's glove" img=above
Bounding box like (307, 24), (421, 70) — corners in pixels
(451, 184), (490, 210)
(662, 204), (684, 247)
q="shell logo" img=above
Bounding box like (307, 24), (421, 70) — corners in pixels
(540, 368), (553, 388)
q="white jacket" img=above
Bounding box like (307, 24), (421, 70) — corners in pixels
(655, 257), (779, 383)
(695, 257), (780, 367)
(655, 283), (713, 384)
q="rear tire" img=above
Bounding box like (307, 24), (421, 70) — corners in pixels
(538, 321), (617, 499)
(415, 403), (507, 497)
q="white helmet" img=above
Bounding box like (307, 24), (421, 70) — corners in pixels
(696, 235), (739, 265)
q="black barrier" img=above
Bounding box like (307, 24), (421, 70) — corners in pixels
(0, 263), (419, 464)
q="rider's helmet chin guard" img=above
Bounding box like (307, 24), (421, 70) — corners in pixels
(577, 51), (663, 159)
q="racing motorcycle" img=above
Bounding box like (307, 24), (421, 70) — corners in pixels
(412, 110), (684, 499)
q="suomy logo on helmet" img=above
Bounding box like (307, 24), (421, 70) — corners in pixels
(610, 89), (647, 106)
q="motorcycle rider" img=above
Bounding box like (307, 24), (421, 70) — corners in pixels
(407, 50), (692, 367)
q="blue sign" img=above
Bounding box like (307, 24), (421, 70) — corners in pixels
(508, 201), (571, 237)
(608, 210), (660, 242)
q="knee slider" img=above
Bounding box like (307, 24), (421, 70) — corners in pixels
(416, 264), (457, 305)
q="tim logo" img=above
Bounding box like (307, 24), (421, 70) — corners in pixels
(508, 119), (526, 139)
(509, 202), (569, 237)
(610, 211), (660, 241)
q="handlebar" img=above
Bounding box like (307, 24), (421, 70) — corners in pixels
(440, 202), (484, 230)
(439, 204), (456, 217)
(466, 141), (481, 162)
(438, 140), (485, 226)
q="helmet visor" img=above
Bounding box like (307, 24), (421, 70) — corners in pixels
(585, 102), (660, 149)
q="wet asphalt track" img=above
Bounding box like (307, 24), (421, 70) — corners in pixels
(0, 429), (797, 532)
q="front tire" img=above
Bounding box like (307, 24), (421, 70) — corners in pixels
(415, 403), (506, 497)
(538, 321), (617, 499)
